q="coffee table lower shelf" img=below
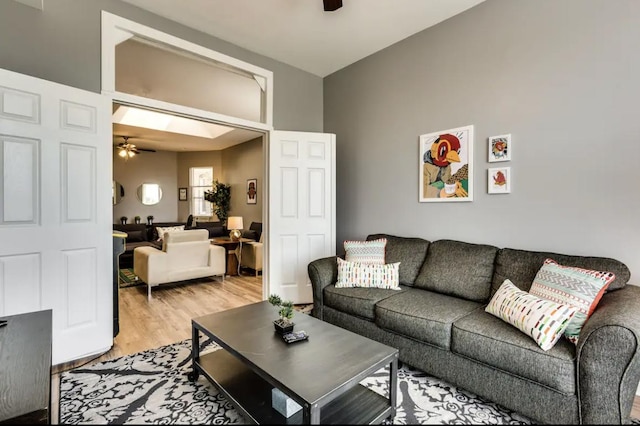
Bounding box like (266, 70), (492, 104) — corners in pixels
(194, 350), (392, 424)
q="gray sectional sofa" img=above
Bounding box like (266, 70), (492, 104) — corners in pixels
(307, 234), (640, 424)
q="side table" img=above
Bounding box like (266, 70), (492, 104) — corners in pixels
(210, 237), (254, 276)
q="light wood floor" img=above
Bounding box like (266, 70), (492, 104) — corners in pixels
(51, 270), (263, 424)
(50, 271), (640, 422)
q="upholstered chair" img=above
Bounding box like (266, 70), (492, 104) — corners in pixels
(134, 229), (226, 299)
(237, 232), (263, 276)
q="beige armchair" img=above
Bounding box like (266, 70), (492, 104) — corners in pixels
(237, 233), (263, 276)
(134, 229), (226, 299)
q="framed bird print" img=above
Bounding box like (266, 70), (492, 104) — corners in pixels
(419, 124), (473, 202)
(488, 134), (511, 162)
(488, 167), (511, 194)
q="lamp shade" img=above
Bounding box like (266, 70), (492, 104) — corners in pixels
(227, 216), (243, 230)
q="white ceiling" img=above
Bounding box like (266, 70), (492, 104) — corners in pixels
(120, 0), (486, 78)
(112, 0), (485, 153)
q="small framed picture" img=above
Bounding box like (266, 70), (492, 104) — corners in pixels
(178, 187), (188, 201)
(247, 178), (257, 204)
(488, 167), (511, 194)
(488, 134), (511, 162)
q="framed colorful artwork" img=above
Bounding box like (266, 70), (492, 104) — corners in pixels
(419, 124), (473, 202)
(488, 167), (511, 194)
(488, 134), (511, 162)
(247, 178), (257, 204)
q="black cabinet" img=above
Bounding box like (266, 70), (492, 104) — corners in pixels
(0, 310), (52, 424)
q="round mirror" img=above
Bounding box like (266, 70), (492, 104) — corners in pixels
(136, 183), (163, 205)
(112, 181), (125, 205)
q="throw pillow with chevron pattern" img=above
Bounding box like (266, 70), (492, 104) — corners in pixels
(344, 238), (387, 264)
(529, 258), (616, 345)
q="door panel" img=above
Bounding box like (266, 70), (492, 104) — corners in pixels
(0, 68), (112, 365)
(268, 131), (335, 304)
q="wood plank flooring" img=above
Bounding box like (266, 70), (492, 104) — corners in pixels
(49, 271), (640, 422)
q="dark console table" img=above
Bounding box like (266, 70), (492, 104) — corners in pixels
(0, 310), (52, 424)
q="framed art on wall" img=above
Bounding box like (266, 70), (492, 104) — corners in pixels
(488, 167), (511, 194)
(488, 134), (511, 162)
(247, 178), (257, 204)
(178, 187), (188, 201)
(419, 124), (473, 202)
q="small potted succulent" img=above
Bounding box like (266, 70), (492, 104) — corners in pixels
(268, 294), (295, 334)
(134, 215), (141, 224)
(120, 216), (128, 225)
(147, 215), (154, 226)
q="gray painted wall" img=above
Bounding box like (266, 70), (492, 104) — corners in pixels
(0, 0), (323, 132)
(324, 0), (640, 283)
(113, 150), (178, 223)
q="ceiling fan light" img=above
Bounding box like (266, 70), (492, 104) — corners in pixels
(118, 149), (127, 158)
(128, 150), (136, 157)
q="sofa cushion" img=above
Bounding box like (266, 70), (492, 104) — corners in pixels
(366, 234), (430, 286)
(335, 258), (401, 290)
(486, 279), (577, 351)
(374, 287), (482, 350)
(323, 284), (406, 321)
(529, 258), (615, 345)
(452, 307), (577, 394)
(344, 238), (387, 264)
(492, 248), (630, 295)
(114, 224), (148, 242)
(194, 222), (225, 239)
(413, 240), (498, 302)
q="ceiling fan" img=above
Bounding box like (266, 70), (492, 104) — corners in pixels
(115, 136), (156, 159)
(323, 0), (342, 12)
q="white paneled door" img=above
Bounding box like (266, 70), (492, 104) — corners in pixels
(268, 131), (335, 304)
(0, 68), (112, 364)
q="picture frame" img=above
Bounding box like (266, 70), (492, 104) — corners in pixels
(488, 134), (511, 162)
(178, 187), (188, 201)
(488, 167), (511, 194)
(419, 124), (473, 202)
(246, 178), (257, 204)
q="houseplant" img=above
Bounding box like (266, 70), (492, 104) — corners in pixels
(134, 215), (141, 224)
(120, 216), (128, 225)
(147, 215), (154, 225)
(204, 179), (231, 226)
(268, 294), (295, 334)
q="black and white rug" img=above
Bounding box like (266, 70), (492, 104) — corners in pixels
(60, 338), (535, 425)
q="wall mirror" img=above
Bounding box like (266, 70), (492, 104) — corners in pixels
(137, 183), (163, 205)
(112, 181), (125, 205)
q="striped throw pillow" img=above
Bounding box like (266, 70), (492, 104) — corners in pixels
(529, 258), (615, 345)
(486, 279), (577, 351)
(335, 258), (401, 290)
(344, 238), (387, 264)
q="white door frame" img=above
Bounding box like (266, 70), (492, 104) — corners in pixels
(101, 11), (275, 297)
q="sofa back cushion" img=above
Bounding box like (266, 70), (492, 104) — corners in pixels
(414, 239), (498, 302)
(492, 248), (630, 295)
(113, 224), (148, 242)
(194, 221), (225, 239)
(366, 234), (430, 286)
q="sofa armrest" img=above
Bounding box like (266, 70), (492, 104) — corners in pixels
(208, 245), (226, 274)
(133, 246), (168, 286)
(577, 284), (640, 424)
(307, 256), (338, 320)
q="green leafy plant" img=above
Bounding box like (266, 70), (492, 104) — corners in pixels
(134, 215), (141, 223)
(268, 294), (295, 325)
(204, 180), (231, 225)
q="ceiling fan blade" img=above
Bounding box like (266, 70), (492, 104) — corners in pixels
(137, 148), (156, 152)
(323, 0), (342, 12)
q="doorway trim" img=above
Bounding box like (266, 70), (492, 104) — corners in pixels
(101, 11), (273, 298)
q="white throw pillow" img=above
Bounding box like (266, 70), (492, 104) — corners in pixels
(344, 238), (387, 264)
(335, 258), (401, 290)
(156, 225), (185, 241)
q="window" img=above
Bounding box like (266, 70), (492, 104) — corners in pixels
(190, 167), (213, 217)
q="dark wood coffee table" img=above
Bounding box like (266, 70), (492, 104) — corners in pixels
(189, 301), (398, 424)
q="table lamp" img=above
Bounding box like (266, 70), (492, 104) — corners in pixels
(227, 216), (243, 241)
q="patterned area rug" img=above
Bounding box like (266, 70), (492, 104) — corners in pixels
(119, 268), (144, 288)
(59, 338), (536, 425)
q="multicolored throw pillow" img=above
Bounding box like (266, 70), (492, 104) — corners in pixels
(155, 225), (185, 241)
(529, 258), (615, 345)
(344, 238), (387, 264)
(485, 279), (577, 351)
(335, 257), (401, 290)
